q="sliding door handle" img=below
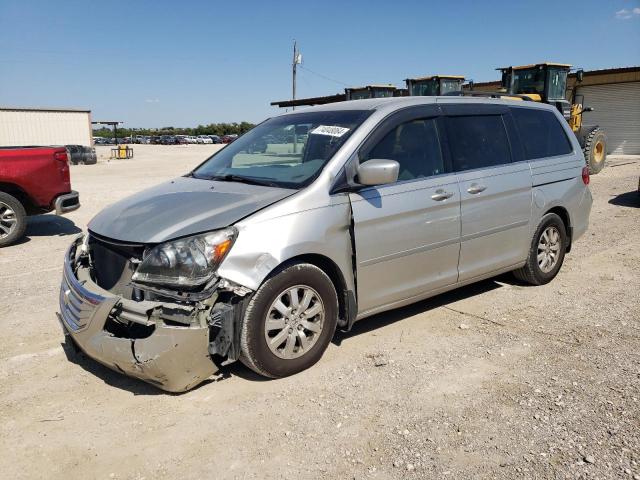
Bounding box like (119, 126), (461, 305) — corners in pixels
(431, 189), (454, 201)
(467, 183), (487, 194)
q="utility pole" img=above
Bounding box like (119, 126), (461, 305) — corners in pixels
(292, 40), (302, 153)
(292, 40), (300, 110)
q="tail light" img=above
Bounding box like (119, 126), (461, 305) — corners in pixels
(54, 151), (68, 164)
(55, 150), (70, 182)
(581, 166), (590, 185)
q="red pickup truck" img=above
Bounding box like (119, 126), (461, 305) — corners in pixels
(0, 146), (80, 247)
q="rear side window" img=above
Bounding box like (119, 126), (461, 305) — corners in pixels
(446, 115), (512, 171)
(511, 107), (573, 159)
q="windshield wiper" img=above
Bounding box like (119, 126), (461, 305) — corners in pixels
(207, 174), (278, 187)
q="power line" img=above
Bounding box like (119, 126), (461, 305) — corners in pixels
(298, 65), (350, 87)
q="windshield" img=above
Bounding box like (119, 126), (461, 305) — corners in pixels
(512, 68), (545, 95)
(410, 80), (438, 96)
(440, 79), (463, 95)
(192, 110), (371, 189)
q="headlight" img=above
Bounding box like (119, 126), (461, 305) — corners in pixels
(132, 228), (236, 288)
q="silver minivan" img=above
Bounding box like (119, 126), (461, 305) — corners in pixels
(58, 97), (592, 391)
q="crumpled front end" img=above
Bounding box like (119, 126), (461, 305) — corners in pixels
(58, 235), (239, 392)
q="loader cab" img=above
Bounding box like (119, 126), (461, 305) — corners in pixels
(345, 85), (397, 100)
(405, 75), (465, 96)
(498, 63), (572, 120)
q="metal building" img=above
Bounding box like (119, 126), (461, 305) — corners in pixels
(0, 106), (93, 147)
(568, 68), (640, 155)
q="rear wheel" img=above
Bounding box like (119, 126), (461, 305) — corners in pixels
(0, 192), (27, 247)
(513, 213), (567, 285)
(583, 127), (606, 175)
(240, 263), (338, 378)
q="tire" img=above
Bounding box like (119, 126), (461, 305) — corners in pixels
(513, 213), (567, 286)
(0, 192), (27, 247)
(583, 127), (606, 175)
(240, 263), (338, 378)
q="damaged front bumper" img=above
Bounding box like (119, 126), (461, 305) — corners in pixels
(58, 236), (221, 392)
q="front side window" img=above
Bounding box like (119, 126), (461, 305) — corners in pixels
(511, 107), (573, 159)
(361, 118), (444, 181)
(547, 69), (568, 100)
(193, 110), (371, 189)
(446, 115), (512, 171)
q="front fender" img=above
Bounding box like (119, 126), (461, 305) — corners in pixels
(218, 201), (355, 294)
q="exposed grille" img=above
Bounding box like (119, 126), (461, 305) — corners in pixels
(59, 274), (97, 331)
(88, 232), (145, 293)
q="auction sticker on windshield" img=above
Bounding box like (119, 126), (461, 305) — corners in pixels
(310, 125), (350, 137)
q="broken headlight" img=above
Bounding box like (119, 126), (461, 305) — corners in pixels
(132, 228), (236, 288)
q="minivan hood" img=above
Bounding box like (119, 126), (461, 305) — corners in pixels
(88, 176), (294, 243)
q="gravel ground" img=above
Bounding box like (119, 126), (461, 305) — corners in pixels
(0, 146), (638, 479)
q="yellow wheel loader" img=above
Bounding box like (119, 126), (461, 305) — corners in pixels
(498, 63), (606, 174)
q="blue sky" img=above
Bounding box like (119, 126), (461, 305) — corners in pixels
(1, 0), (639, 128)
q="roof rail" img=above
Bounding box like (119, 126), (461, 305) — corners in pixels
(460, 91), (533, 101)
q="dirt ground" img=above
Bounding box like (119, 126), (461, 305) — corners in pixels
(0, 145), (638, 480)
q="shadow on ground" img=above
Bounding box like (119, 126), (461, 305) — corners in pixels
(60, 273), (520, 394)
(609, 190), (640, 208)
(333, 274), (515, 345)
(27, 215), (82, 237)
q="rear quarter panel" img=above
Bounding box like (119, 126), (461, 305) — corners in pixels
(0, 147), (71, 209)
(528, 120), (592, 243)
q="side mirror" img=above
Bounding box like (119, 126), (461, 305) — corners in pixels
(576, 69), (584, 83)
(357, 159), (399, 186)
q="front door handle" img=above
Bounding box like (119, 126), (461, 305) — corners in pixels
(467, 183), (487, 194)
(431, 189), (454, 201)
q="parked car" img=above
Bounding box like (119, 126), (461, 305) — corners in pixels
(221, 134), (238, 143)
(175, 135), (189, 145)
(58, 97), (592, 392)
(198, 135), (213, 144)
(66, 145), (97, 165)
(0, 146), (80, 246)
(208, 135), (222, 144)
(150, 136), (162, 145)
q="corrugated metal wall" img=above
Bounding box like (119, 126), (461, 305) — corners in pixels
(576, 82), (640, 155)
(0, 109), (91, 147)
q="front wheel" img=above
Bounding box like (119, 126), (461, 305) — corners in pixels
(240, 263), (338, 378)
(513, 213), (567, 285)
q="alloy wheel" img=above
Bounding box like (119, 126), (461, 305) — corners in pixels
(264, 285), (325, 359)
(537, 226), (561, 273)
(0, 202), (17, 239)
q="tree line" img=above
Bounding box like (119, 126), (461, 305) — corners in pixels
(92, 121), (256, 138)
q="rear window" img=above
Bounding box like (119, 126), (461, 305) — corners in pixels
(511, 107), (573, 159)
(446, 115), (512, 171)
